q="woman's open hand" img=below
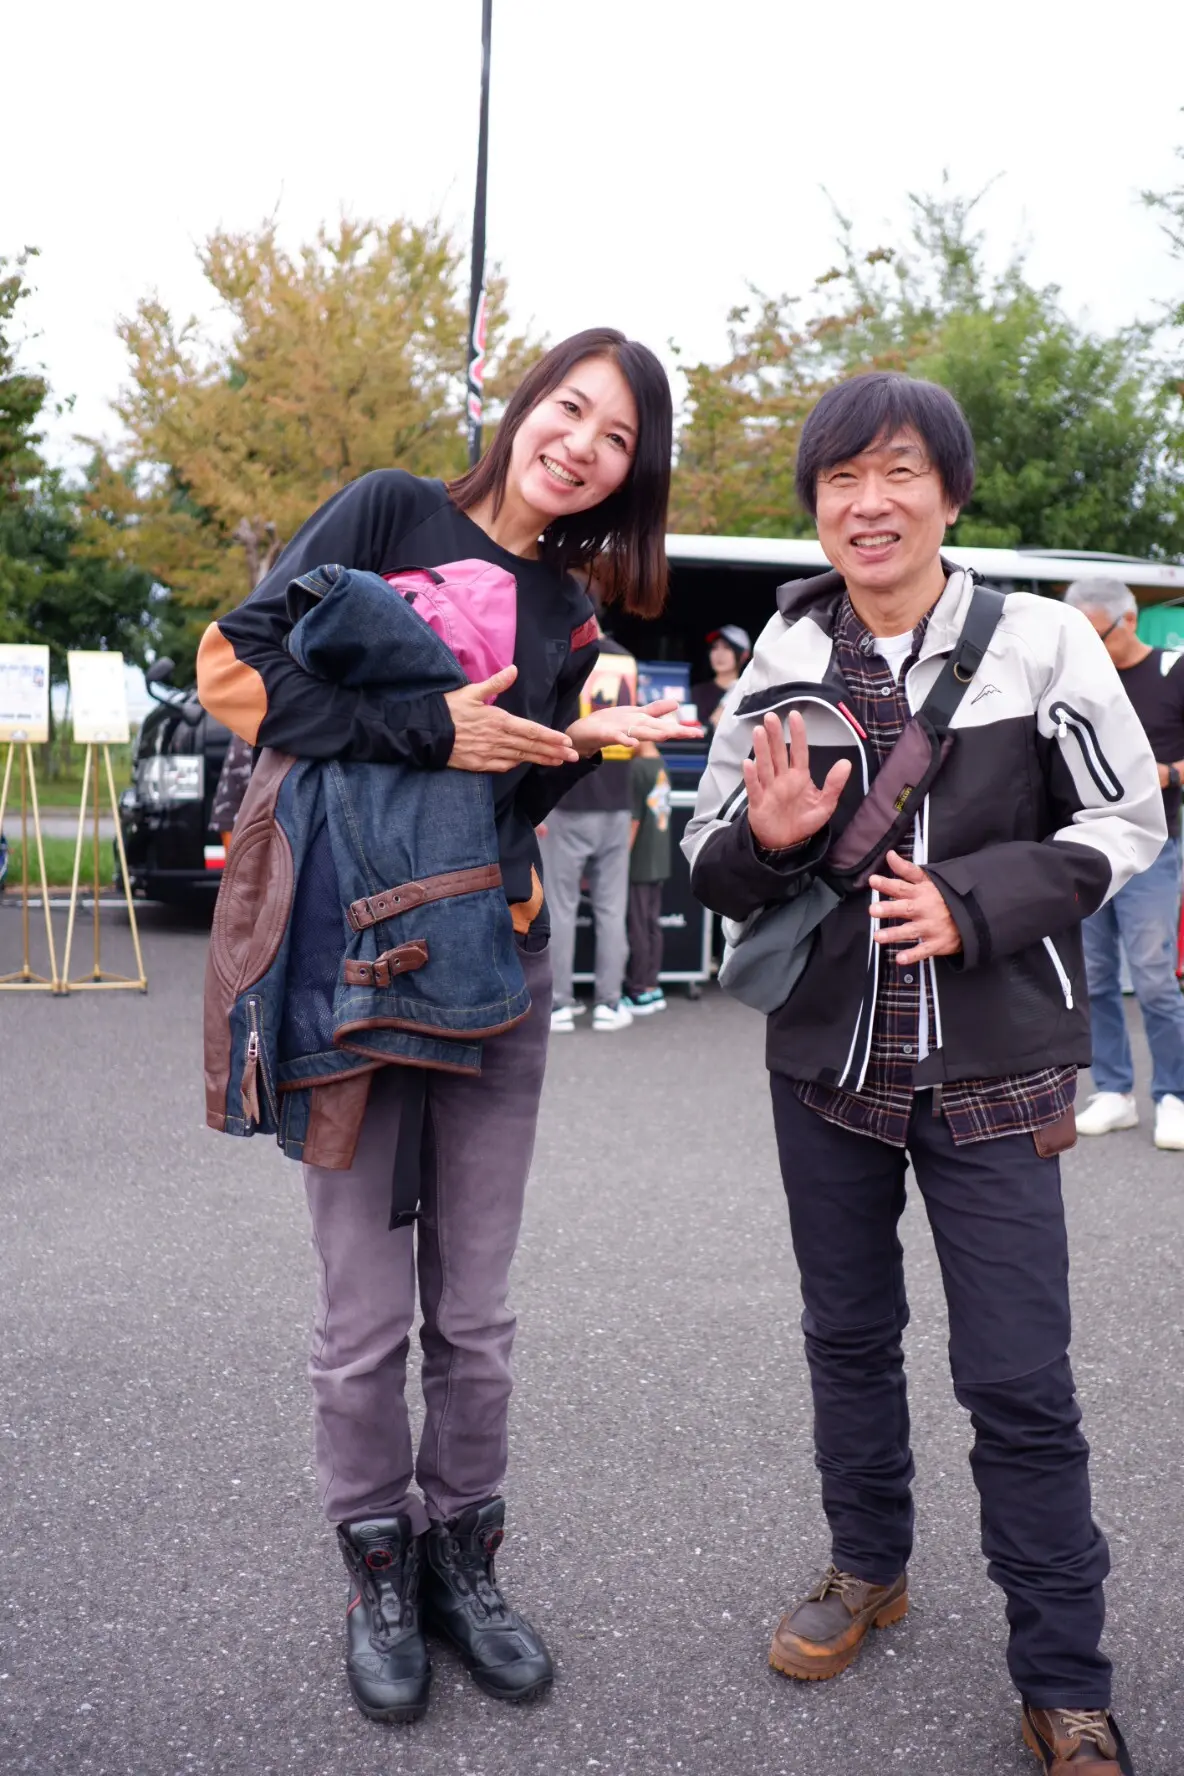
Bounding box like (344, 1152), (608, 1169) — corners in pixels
(567, 699), (702, 759)
(444, 666), (580, 773)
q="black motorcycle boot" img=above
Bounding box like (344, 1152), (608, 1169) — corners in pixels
(337, 1515), (432, 1723)
(421, 1497), (553, 1702)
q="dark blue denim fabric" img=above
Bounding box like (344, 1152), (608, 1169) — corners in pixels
(769, 1080), (1112, 1707)
(215, 564), (529, 1159)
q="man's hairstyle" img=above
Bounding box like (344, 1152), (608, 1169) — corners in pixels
(1062, 578), (1138, 623)
(448, 327), (672, 620)
(794, 372), (976, 516)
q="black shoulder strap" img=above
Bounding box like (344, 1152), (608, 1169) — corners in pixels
(920, 582), (1007, 737)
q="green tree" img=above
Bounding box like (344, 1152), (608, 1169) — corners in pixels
(0, 466), (157, 668)
(917, 289), (1184, 555)
(0, 249), (49, 508)
(671, 188), (1184, 556)
(86, 215), (540, 652)
(1144, 130), (1184, 330)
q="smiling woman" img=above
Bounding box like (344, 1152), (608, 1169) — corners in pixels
(447, 325), (673, 619)
(194, 323), (690, 1732)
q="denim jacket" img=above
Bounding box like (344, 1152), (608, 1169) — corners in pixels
(203, 564), (530, 1167)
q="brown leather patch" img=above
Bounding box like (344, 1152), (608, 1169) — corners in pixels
(302, 1072), (374, 1169)
(347, 864), (502, 931)
(343, 940), (430, 988)
(511, 865), (544, 935)
(1033, 1107), (1077, 1159)
(203, 749), (296, 1129)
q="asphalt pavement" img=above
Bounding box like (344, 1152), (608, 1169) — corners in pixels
(1, 901), (1182, 1776)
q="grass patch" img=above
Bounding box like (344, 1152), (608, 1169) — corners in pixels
(4, 742), (135, 811)
(1, 836), (111, 889)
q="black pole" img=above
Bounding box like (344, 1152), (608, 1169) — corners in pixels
(466, 0), (492, 467)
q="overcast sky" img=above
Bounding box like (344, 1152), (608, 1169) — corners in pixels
(9, 0), (1184, 467)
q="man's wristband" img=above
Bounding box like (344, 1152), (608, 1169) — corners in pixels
(1168, 764), (1181, 791)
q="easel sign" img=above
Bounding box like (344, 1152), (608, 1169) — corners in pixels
(69, 649), (131, 746)
(0, 643), (58, 991)
(61, 650), (147, 993)
(0, 643), (50, 743)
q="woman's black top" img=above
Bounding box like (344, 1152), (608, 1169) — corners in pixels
(207, 469), (601, 932)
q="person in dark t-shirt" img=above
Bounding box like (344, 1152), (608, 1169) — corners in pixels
(539, 626), (639, 1031)
(692, 624), (751, 729)
(623, 740), (673, 1012)
(1064, 578), (1184, 1149)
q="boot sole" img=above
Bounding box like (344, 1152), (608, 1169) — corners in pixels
(769, 1590), (909, 1681)
(347, 1683), (430, 1726)
(470, 1670), (554, 1704)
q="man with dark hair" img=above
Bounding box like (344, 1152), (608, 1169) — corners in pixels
(685, 372), (1162, 1772)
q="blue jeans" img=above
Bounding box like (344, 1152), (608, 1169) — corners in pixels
(1081, 836), (1184, 1101)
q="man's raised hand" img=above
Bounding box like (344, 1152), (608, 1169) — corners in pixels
(744, 710), (851, 851)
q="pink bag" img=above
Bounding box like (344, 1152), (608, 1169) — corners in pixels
(384, 560), (517, 695)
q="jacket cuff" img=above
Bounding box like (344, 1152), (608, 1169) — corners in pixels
(923, 865), (986, 970)
(379, 692), (455, 770)
(733, 814), (829, 900)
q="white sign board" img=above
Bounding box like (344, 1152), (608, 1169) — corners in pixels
(0, 644), (51, 743)
(68, 650), (130, 745)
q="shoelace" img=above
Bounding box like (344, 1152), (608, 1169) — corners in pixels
(809, 1564), (873, 1607)
(1050, 1710), (1113, 1753)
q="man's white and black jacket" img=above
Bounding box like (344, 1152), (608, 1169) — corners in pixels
(683, 566), (1166, 1086)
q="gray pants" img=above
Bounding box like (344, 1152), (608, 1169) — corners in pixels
(302, 945), (552, 1533)
(539, 807), (631, 1006)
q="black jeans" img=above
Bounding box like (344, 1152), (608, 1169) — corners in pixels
(769, 1079), (1111, 1708)
(625, 880), (664, 996)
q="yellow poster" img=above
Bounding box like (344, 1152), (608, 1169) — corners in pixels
(579, 648), (638, 761)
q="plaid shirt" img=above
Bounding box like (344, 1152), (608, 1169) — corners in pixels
(794, 594), (1075, 1148)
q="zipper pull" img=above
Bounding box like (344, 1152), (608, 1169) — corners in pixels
(241, 1028), (262, 1126)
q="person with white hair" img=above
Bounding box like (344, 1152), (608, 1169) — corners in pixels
(1063, 577), (1184, 1149)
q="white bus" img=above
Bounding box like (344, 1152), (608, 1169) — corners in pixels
(610, 535), (1184, 679)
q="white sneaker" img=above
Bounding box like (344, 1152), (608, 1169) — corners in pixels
(592, 1000), (633, 1032)
(1154, 1093), (1184, 1150)
(1075, 1091), (1139, 1136)
(550, 1005), (575, 1034)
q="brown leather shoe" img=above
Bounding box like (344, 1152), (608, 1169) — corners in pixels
(769, 1563), (908, 1681)
(1022, 1705), (1134, 1773)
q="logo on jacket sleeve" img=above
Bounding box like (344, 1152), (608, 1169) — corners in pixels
(570, 616), (598, 652)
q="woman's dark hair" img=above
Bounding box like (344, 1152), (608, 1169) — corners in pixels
(794, 372), (976, 516)
(447, 327), (672, 619)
